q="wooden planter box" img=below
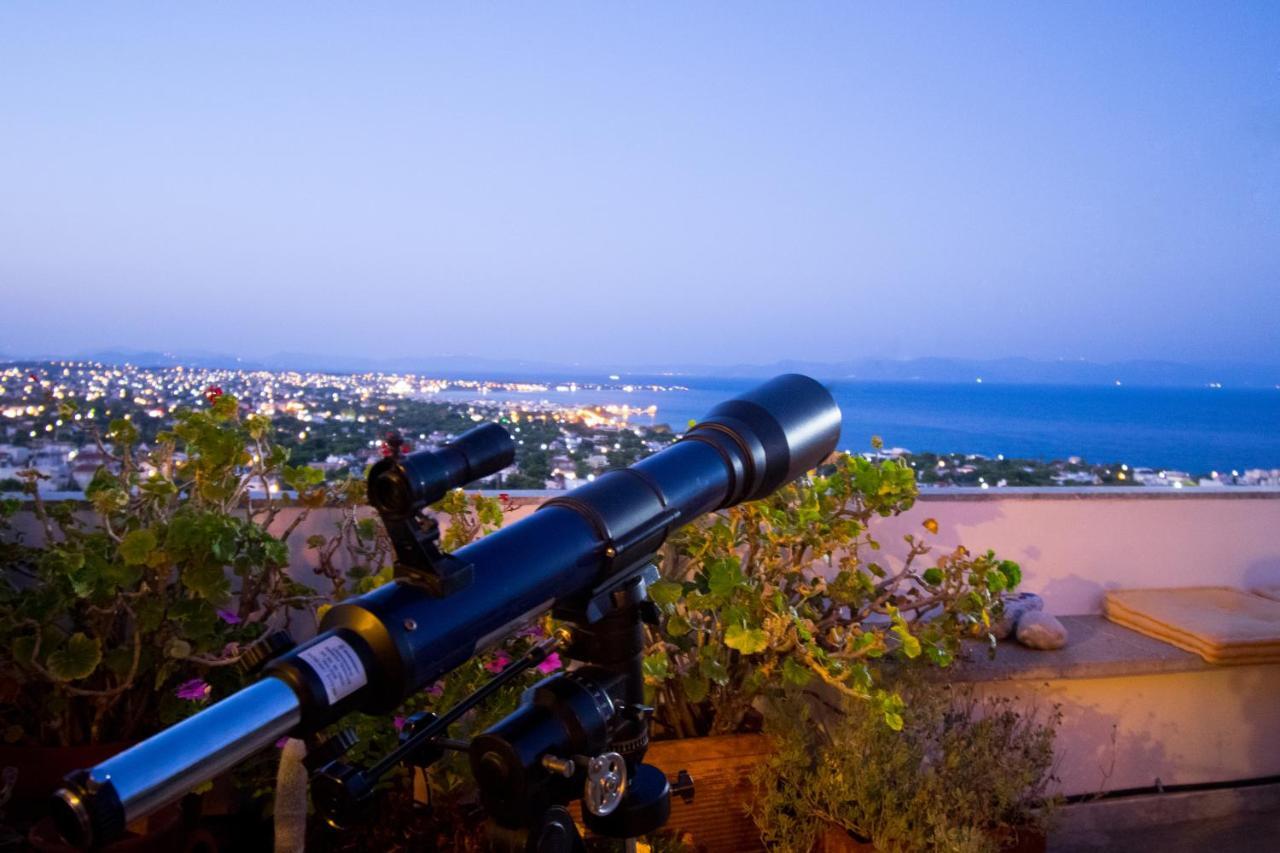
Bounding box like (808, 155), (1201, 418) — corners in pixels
(643, 735), (1046, 853)
(645, 733), (773, 852)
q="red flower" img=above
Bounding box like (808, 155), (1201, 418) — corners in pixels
(380, 431), (406, 458)
(205, 385), (223, 403)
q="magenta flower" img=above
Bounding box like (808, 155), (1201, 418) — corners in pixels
(275, 737), (289, 749)
(175, 678), (211, 701)
(217, 609), (241, 625)
(536, 653), (562, 675)
(484, 651), (512, 674)
(393, 716), (406, 731)
(425, 682), (444, 697)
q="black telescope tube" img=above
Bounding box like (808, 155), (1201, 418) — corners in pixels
(51, 374), (840, 847)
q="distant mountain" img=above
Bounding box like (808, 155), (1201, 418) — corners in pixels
(6, 349), (1277, 388)
(627, 357), (1280, 388)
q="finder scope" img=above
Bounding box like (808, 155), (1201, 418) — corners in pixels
(52, 374), (841, 848)
(367, 422), (515, 518)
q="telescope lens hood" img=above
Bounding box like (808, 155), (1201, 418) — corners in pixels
(686, 373), (841, 505)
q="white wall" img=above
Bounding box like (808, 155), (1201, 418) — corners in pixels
(10, 491), (1280, 617)
(877, 491), (1280, 615)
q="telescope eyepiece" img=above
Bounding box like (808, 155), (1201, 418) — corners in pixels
(367, 422), (516, 518)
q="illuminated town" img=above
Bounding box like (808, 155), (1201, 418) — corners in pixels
(0, 361), (680, 494)
(3, 360), (1278, 497)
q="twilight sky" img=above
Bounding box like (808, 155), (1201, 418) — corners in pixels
(1, 3), (1278, 367)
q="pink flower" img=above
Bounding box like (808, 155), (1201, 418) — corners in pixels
(516, 623), (546, 640)
(217, 609), (241, 625)
(393, 716), (406, 731)
(275, 737), (289, 749)
(425, 682), (444, 697)
(484, 651), (512, 674)
(536, 653), (562, 675)
(175, 678), (211, 701)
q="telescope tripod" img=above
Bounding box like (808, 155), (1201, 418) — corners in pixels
(310, 563), (693, 852)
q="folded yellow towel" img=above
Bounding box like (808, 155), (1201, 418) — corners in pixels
(1103, 587), (1280, 665)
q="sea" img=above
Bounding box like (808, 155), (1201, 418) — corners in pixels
(430, 375), (1280, 475)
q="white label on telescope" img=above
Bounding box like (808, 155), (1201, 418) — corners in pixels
(298, 636), (367, 705)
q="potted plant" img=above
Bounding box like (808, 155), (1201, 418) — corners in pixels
(750, 684), (1060, 853)
(0, 391), (340, 845)
(640, 444), (1023, 850)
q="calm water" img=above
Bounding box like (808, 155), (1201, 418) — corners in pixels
(433, 376), (1280, 474)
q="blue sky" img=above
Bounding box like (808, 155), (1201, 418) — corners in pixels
(1, 3), (1277, 367)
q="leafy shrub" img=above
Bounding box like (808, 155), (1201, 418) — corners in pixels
(0, 393), (346, 746)
(751, 685), (1059, 853)
(644, 447), (1021, 737)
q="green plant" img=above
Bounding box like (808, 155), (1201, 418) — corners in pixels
(0, 392), (341, 746)
(644, 445), (1021, 737)
(751, 685), (1059, 853)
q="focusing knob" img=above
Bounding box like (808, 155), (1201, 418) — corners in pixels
(303, 727), (359, 774)
(237, 630), (295, 676)
(583, 752), (627, 817)
(671, 769), (695, 804)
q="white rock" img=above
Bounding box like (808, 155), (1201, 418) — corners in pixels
(1016, 611), (1068, 650)
(993, 592), (1045, 639)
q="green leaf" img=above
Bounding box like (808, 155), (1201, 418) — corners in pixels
(999, 559), (1023, 589)
(12, 634), (37, 665)
(135, 598), (165, 632)
(182, 562), (231, 604)
(104, 562), (144, 592)
(46, 633), (102, 681)
(782, 657), (812, 687)
(706, 557), (745, 599)
(165, 638), (192, 659)
(698, 646), (730, 685)
(985, 569), (1008, 593)
(104, 646), (136, 678)
(892, 623), (922, 659)
(648, 580), (683, 607)
(724, 624), (769, 655)
(682, 673), (709, 703)
(641, 651), (670, 682)
(922, 567), (943, 586)
(170, 598), (218, 638)
(883, 710), (904, 731)
(925, 644), (954, 667)
(665, 614), (692, 637)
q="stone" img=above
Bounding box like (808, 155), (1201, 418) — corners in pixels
(1016, 611), (1068, 650)
(992, 592), (1045, 639)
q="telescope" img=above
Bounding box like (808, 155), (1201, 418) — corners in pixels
(51, 374), (841, 850)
